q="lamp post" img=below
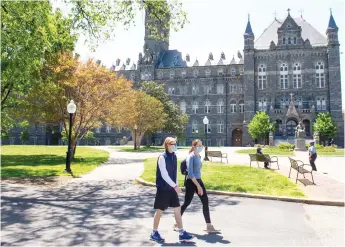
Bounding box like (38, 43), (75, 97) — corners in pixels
(203, 116), (209, 161)
(134, 124), (138, 150)
(65, 100), (76, 173)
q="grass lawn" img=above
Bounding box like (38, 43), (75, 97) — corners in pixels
(236, 147), (294, 156)
(111, 146), (190, 152)
(1, 146), (109, 178)
(141, 158), (305, 198)
(317, 149), (344, 156)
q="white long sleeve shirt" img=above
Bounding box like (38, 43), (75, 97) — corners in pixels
(158, 155), (178, 188)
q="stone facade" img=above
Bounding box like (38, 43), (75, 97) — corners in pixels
(116, 11), (344, 147)
(3, 10), (343, 147)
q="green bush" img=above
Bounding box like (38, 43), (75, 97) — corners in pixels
(305, 144), (336, 152)
(278, 143), (295, 150)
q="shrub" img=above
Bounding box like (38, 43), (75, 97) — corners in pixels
(278, 143), (295, 150)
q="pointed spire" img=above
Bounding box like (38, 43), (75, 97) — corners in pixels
(328, 8), (338, 30)
(244, 14), (254, 35)
(230, 56), (236, 65)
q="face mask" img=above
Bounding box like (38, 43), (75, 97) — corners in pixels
(196, 146), (203, 153)
(172, 145), (177, 152)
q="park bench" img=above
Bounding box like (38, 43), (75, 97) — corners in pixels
(208, 151), (228, 163)
(249, 154), (279, 169)
(288, 157), (315, 184)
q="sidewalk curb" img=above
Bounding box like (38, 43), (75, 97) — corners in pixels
(135, 177), (344, 207)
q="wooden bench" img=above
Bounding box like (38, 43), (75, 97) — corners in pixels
(249, 154), (279, 169)
(208, 151), (228, 163)
(288, 157), (315, 184)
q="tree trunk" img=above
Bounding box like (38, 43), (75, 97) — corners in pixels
(131, 131), (144, 149)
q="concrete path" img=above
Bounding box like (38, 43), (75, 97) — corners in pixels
(1, 146), (344, 246)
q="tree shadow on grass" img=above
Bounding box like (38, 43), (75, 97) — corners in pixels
(1, 155), (65, 167)
(1, 180), (240, 246)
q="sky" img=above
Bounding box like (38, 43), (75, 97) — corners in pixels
(56, 0), (345, 106)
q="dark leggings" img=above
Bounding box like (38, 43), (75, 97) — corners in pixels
(181, 178), (211, 223)
(310, 153), (317, 171)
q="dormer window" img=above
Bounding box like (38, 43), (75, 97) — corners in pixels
(194, 70), (199, 78)
(170, 70), (175, 80)
(205, 69), (211, 77)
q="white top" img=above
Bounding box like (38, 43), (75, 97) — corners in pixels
(308, 146), (317, 154)
(158, 155), (177, 188)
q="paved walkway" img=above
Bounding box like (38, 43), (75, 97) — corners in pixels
(187, 147), (344, 201)
(1, 146), (344, 246)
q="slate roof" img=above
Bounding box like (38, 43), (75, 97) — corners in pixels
(254, 18), (327, 49)
(328, 13), (338, 30)
(245, 19), (254, 35)
(156, 50), (187, 68)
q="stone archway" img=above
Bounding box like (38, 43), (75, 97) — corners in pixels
(232, 128), (243, 146)
(286, 119), (298, 137)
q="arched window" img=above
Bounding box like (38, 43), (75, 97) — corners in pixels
(181, 70), (186, 78)
(170, 70), (175, 80)
(293, 63), (302, 88)
(283, 38), (286, 45)
(280, 96), (289, 108)
(294, 37), (297, 44)
(288, 37), (291, 44)
(217, 100), (224, 113)
(192, 101), (198, 114)
(239, 100), (244, 113)
(192, 85), (199, 95)
(315, 62), (325, 88)
(231, 69), (236, 76)
(168, 87), (175, 95)
(230, 100), (237, 113)
(218, 68), (224, 76)
(180, 101), (186, 114)
(204, 85), (212, 94)
(217, 84), (224, 94)
(280, 63), (288, 89)
(205, 100), (211, 113)
(258, 64), (267, 90)
(258, 98), (267, 111)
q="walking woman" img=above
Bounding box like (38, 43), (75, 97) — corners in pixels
(174, 139), (219, 233)
(150, 137), (194, 243)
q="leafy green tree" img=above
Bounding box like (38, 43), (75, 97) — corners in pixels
(83, 131), (96, 145)
(313, 112), (338, 141)
(141, 81), (189, 141)
(248, 111), (275, 144)
(1, 2), (76, 109)
(18, 121), (30, 144)
(63, 0), (188, 47)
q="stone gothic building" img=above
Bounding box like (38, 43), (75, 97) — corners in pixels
(115, 10), (344, 147)
(3, 9), (343, 147)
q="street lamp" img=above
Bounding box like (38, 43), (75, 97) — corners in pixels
(65, 100), (76, 174)
(203, 116), (209, 161)
(134, 124), (138, 150)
